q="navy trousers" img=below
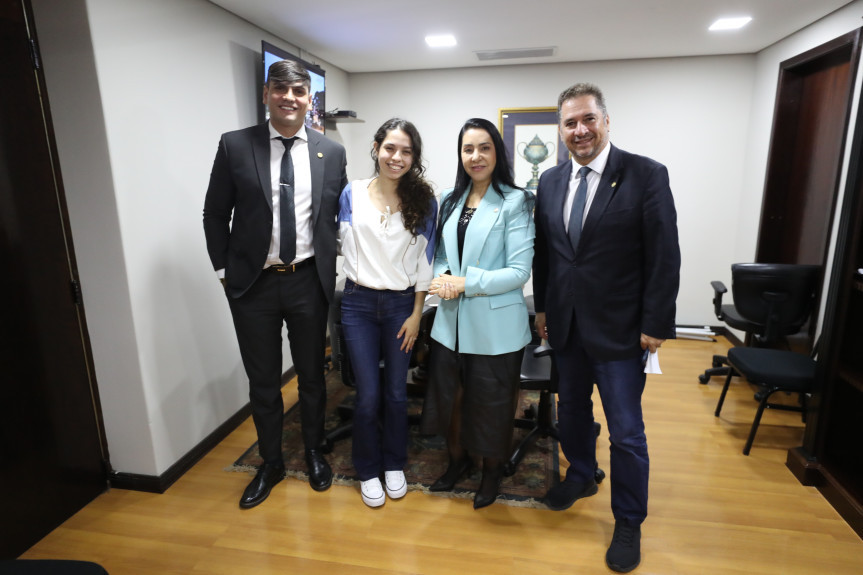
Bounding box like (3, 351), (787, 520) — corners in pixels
(555, 318), (649, 525)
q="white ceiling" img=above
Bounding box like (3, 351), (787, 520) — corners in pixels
(208, 0), (854, 73)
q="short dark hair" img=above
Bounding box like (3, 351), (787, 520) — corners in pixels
(557, 82), (608, 118)
(266, 59), (311, 88)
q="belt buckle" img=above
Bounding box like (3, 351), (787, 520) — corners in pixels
(291, 263), (296, 272)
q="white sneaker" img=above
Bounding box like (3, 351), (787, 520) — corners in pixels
(360, 477), (385, 507)
(384, 470), (407, 499)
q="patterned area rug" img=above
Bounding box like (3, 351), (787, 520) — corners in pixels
(228, 368), (559, 508)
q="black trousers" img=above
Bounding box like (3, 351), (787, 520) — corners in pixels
(228, 265), (329, 464)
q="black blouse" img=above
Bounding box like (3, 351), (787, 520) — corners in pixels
(457, 204), (477, 263)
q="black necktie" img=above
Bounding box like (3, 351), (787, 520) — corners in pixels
(278, 137), (297, 265)
(568, 166), (591, 252)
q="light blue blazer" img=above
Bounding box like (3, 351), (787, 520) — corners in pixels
(430, 183), (535, 355)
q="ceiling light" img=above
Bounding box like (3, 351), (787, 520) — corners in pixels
(709, 17), (752, 31)
(425, 34), (457, 48)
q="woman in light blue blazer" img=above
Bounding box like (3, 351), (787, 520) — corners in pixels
(422, 118), (535, 509)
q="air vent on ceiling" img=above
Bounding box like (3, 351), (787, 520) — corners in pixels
(475, 47), (556, 61)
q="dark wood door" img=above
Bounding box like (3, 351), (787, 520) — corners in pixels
(0, 0), (108, 558)
(757, 30), (862, 267)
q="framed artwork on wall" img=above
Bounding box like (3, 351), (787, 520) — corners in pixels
(499, 107), (569, 192)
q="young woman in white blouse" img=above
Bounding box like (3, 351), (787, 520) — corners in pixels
(337, 118), (437, 507)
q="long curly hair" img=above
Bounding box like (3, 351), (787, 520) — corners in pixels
(371, 118), (435, 236)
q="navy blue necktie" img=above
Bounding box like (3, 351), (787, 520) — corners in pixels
(568, 166), (591, 252)
(278, 137), (297, 265)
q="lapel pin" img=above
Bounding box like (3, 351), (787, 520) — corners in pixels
(494, 208), (499, 213)
(317, 152), (324, 158)
(611, 181), (617, 188)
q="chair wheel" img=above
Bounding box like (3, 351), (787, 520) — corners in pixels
(503, 462), (516, 477)
(698, 373), (710, 384)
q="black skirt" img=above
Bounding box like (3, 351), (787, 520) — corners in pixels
(420, 339), (524, 459)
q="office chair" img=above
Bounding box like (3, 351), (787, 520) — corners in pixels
(322, 282), (356, 448)
(505, 296), (605, 483)
(699, 263), (821, 384)
(0, 560), (109, 574)
(715, 340), (818, 455)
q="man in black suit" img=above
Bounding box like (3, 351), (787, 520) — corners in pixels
(204, 60), (347, 508)
(533, 83), (680, 572)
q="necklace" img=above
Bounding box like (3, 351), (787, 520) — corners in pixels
(459, 206), (476, 226)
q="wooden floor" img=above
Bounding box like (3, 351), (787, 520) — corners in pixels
(20, 337), (863, 574)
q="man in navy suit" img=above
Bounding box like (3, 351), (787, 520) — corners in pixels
(204, 60), (347, 508)
(533, 83), (680, 572)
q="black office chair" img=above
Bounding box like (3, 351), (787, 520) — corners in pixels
(505, 297), (604, 483)
(699, 263), (821, 384)
(0, 560), (109, 574)
(322, 281), (356, 448)
(715, 340), (818, 455)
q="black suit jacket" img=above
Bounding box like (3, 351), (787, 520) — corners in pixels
(203, 123), (348, 300)
(533, 144), (680, 361)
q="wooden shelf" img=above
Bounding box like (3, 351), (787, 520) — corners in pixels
(324, 116), (364, 124)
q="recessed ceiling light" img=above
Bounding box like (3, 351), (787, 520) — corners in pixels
(709, 17), (752, 31)
(425, 34), (457, 48)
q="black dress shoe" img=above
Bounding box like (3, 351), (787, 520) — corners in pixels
(473, 466), (503, 510)
(543, 479), (598, 511)
(429, 457), (470, 492)
(239, 462), (285, 509)
(305, 449), (333, 492)
(595, 467), (607, 484)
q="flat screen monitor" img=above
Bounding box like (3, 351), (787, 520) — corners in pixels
(261, 40), (325, 134)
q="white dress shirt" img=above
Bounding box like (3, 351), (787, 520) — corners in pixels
(563, 142), (612, 232)
(266, 122), (313, 266)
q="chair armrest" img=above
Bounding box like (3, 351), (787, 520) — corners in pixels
(711, 281), (728, 319)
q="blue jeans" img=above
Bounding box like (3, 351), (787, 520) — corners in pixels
(555, 320), (649, 525)
(340, 279), (416, 480)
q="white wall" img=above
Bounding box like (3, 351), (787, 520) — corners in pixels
(31, 0), (351, 475)
(347, 56), (756, 325)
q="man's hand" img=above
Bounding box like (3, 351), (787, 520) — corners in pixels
(535, 312), (547, 340)
(640, 333), (665, 353)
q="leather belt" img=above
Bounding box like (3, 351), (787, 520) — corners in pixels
(265, 257), (315, 273)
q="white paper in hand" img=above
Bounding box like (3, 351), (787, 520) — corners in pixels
(644, 350), (662, 374)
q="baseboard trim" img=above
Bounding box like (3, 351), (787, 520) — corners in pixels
(786, 446), (863, 539)
(109, 367), (297, 493)
(713, 326), (743, 347)
(673, 324), (738, 345)
(786, 446), (822, 486)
